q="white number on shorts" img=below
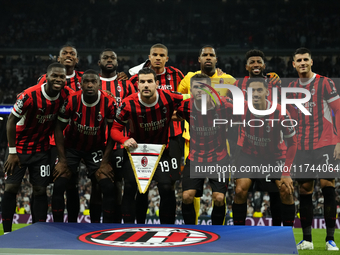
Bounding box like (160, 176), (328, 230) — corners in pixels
(159, 161), (170, 172)
(40, 165), (50, 177)
(171, 158), (178, 169)
(217, 172), (226, 182)
(323, 154), (329, 165)
(92, 150), (103, 163)
(116, 156), (122, 168)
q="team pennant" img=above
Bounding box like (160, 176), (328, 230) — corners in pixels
(125, 144), (165, 193)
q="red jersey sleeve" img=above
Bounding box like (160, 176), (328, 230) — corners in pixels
(12, 91), (32, 118)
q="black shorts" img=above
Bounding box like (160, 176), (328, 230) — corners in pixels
(123, 149), (175, 185)
(182, 159), (227, 197)
(5, 150), (51, 187)
(111, 148), (124, 181)
(235, 151), (285, 180)
(65, 147), (104, 177)
(294, 145), (340, 180)
(168, 135), (184, 181)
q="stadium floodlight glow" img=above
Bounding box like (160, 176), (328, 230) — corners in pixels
(200, 84), (311, 116)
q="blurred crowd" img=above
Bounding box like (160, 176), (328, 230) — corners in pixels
(1, 0), (340, 50)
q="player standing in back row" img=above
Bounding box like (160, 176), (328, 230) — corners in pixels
(129, 44), (184, 223)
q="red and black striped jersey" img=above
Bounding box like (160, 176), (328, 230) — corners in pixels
(12, 83), (69, 154)
(100, 76), (136, 107)
(287, 74), (340, 150)
(115, 89), (183, 144)
(100, 76), (136, 150)
(58, 90), (116, 151)
(237, 101), (296, 160)
(234, 76), (281, 103)
(176, 97), (233, 162)
(38, 70), (83, 91)
(129, 66), (185, 137)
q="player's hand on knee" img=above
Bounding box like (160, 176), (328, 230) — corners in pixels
(333, 143), (340, 160)
(96, 163), (114, 181)
(280, 176), (294, 195)
(124, 138), (138, 149)
(53, 162), (71, 181)
(4, 154), (21, 175)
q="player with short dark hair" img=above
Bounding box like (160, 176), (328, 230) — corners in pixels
(112, 67), (184, 224)
(231, 49), (284, 226)
(2, 63), (68, 233)
(232, 78), (297, 228)
(287, 48), (340, 251)
(52, 70), (117, 223)
(38, 45), (83, 91)
(96, 49), (137, 223)
(37, 45), (83, 222)
(177, 73), (233, 225)
(129, 44), (185, 223)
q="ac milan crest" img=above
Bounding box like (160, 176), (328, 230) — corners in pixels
(141, 156), (148, 167)
(78, 227), (219, 248)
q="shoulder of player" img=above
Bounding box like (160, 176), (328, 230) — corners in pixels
(165, 66), (183, 74)
(24, 83), (44, 95)
(220, 96), (233, 105)
(183, 71), (197, 79)
(37, 73), (47, 83)
(129, 73), (138, 81)
(76, 71), (84, 76)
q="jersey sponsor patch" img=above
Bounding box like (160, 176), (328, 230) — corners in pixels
(78, 227), (219, 247)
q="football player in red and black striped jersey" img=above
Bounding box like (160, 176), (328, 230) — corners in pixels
(97, 49), (137, 223)
(232, 78), (297, 228)
(52, 70), (117, 223)
(129, 44), (185, 223)
(38, 45), (83, 91)
(37, 45), (83, 222)
(232, 49), (284, 226)
(176, 74), (233, 225)
(287, 48), (340, 251)
(111, 68), (183, 224)
(2, 63), (67, 233)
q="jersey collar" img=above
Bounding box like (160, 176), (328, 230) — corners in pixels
(41, 84), (60, 101)
(138, 90), (159, 107)
(100, 75), (117, 82)
(299, 73), (316, 86)
(81, 90), (101, 107)
(66, 70), (76, 79)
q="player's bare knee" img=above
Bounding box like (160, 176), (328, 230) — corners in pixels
(320, 179), (335, 189)
(234, 185), (248, 202)
(33, 186), (47, 196)
(212, 192), (225, 206)
(182, 191), (195, 204)
(5, 183), (20, 194)
(298, 181), (313, 195)
(279, 186), (293, 204)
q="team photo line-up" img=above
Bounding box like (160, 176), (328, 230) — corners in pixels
(1, 43), (339, 251)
